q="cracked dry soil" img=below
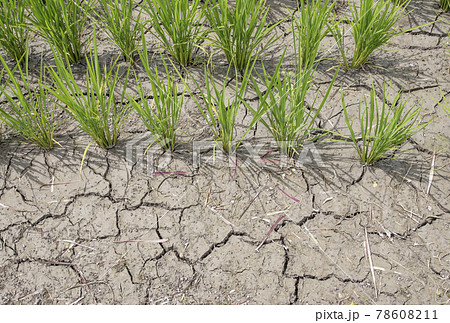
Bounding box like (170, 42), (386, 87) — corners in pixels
(0, 0), (449, 304)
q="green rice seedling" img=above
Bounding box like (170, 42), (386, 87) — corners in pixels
(174, 55), (262, 153)
(128, 34), (184, 151)
(0, 53), (57, 149)
(330, 0), (414, 69)
(96, 0), (142, 62)
(245, 51), (339, 157)
(143, 0), (208, 66)
(294, 0), (336, 68)
(205, 0), (282, 70)
(198, 63), (262, 153)
(46, 29), (130, 151)
(341, 83), (431, 165)
(441, 0), (450, 11)
(25, 0), (95, 64)
(0, 0), (28, 63)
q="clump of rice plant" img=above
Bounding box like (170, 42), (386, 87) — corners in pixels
(128, 33), (184, 151)
(330, 0), (413, 69)
(341, 83), (431, 165)
(143, 0), (208, 66)
(0, 52), (57, 149)
(0, 0), (28, 63)
(246, 50), (339, 157)
(96, 0), (142, 62)
(205, 0), (281, 70)
(441, 0), (450, 11)
(46, 29), (130, 150)
(175, 56), (262, 153)
(294, 0), (335, 68)
(25, 0), (94, 64)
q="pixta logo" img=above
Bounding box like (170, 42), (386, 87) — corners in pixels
(126, 136), (325, 175)
(125, 133), (172, 176)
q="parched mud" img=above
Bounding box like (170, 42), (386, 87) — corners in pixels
(0, 0), (449, 304)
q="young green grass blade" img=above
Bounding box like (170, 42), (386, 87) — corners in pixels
(25, 0), (95, 64)
(143, 0), (208, 66)
(342, 82), (432, 165)
(441, 0), (450, 11)
(436, 90), (450, 119)
(96, 0), (142, 62)
(205, 0), (283, 70)
(445, 31), (450, 64)
(0, 51), (56, 149)
(328, 17), (350, 69)
(0, 0), (28, 63)
(128, 30), (184, 151)
(46, 28), (130, 150)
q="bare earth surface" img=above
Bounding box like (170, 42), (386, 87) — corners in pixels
(0, 0), (449, 304)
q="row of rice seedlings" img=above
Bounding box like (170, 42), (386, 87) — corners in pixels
(96, 0), (142, 63)
(8, 0), (280, 69)
(0, 48), (433, 166)
(205, 0), (282, 71)
(143, 0), (208, 66)
(128, 29), (184, 151)
(330, 0), (414, 69)
(46, 28), (130, 154)
(341, 83), (431, 165)
(0, 1), (434, 166)
(0, 0), (431, 73)
(295, 0), (335, 68)
(0, 49), (57, 149)
(0, 0), (28, 63)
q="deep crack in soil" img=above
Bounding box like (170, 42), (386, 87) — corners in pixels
(0, 0), (449, 304)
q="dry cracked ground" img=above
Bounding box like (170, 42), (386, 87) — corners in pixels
(0, 0), (449, 304)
